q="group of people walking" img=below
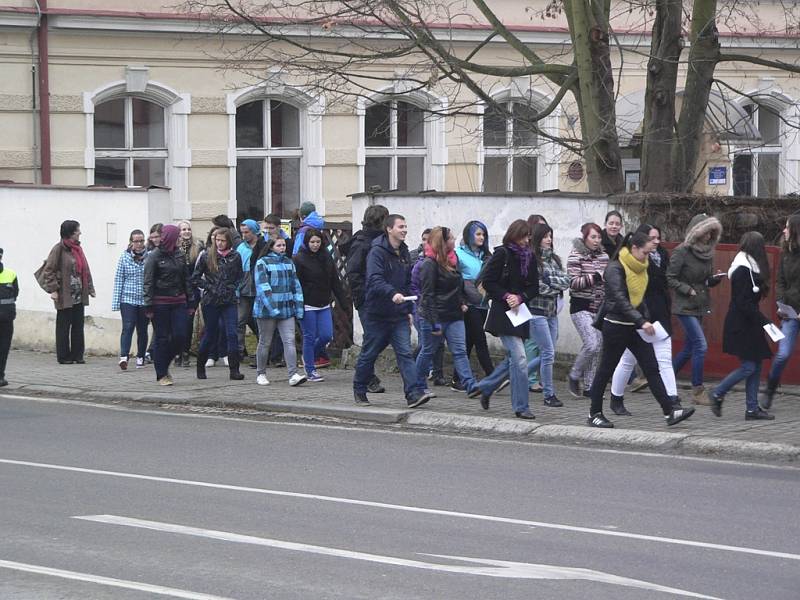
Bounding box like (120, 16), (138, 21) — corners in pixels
(13, 205), (797, 429)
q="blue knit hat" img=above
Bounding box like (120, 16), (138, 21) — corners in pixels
(242, 219), (261, 236)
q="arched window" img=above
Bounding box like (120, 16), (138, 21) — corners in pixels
(93, 97), (167, 187)
(364, 99), (427, 191)
(235, 99), (302, 221)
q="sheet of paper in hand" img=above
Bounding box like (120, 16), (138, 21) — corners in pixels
(506, 303), (533, 327)
(764, 323), (786, 342)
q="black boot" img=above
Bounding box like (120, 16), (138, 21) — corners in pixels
(610, 394), (631, 416)
(760, 378), (778, 409)
(196, 352), (208, 380)
(229, 353), (245, 381)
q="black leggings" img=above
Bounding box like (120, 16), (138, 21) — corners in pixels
(588, 321), (672, 416)
(56, 304), (84, 362)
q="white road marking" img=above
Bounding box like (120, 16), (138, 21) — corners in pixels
(2, 457), (798, 562)
(75, 515), (724, 600)
(2, 392), (797, 471)
(0, 559), (235, 599)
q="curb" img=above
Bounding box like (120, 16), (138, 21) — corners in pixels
(2, 386), (798, 464)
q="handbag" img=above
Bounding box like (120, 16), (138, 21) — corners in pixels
(33, 260), (49, 292)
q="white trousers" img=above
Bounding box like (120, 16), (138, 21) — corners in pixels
(611, 335), (678, 397)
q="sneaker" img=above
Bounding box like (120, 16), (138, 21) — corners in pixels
(629, 377), (649, 393)
(157, 375), (173, 386)
(256, 374), (270, 386)
(568, 374), (582, 398)
(587, 412), (613, 428)
(515, 410), (536, 420)
(144, 352), (153, 364)
(135, 357), (145, 369)
(118, 357), (128, 371)
(314, 357), (331, 369)
(407, 391), (432, 408)
(479, 392), (491, 410)
(760, 387), (776, 410)
(496, 379), (511, 393)
(666, 406), (695, 426)
(289, 373), (307, 387)
(745, 407), (775, 420)
(529, 383), (543, 393)
(543, 395), (563, 407)
(367, 380), (385, 393)
(205, 358), (215, 368)
(467, 387), (483, 399)
(354, 392), (371, 406)
(432, 377), (447, 387)
(449, 379), (466, 392)
(307, 371), (325, 382)
(222, 356), (229, 367)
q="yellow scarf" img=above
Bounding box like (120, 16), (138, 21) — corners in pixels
(618, 247), (648, 307)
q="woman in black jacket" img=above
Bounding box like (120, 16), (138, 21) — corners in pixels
(586, 231), (695, 428)
(143, 224), (190, 386)
(413, 226), (478, 397)
(467, 220), (539, 419)
(710, 232), (774, 420)
(294, 228), (348, 382)
(192, 227), (244, 381)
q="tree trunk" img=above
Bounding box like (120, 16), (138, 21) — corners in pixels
(672, 0), (721, 192)
(641, 0), (682, 192)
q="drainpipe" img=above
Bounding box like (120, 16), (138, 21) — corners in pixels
(36, 0), (51, 184)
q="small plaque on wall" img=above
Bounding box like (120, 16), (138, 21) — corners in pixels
(708, 166), (727, 185)
(567, 161), (584, 181)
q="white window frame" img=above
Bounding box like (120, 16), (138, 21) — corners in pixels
(84, 72), (192, 219)
(479, 85), (560, 193)
(227, 81), (325, 219)
(357, 83), (447, 192)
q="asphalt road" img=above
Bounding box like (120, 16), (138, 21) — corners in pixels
(0, 395), (798, 600)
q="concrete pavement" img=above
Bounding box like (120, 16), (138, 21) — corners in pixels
(1, 349), (799, 463)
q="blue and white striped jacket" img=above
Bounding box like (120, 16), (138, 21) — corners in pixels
(112, 249), (146, 311)
(253, 252), (304, 320)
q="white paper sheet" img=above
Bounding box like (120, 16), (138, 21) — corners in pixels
(637, 321), (670, 344)
(402, 295), (418, 302)
(764, 323), (786, 342)
(506, 303), (534, 327)
(776, 301), (799, 320)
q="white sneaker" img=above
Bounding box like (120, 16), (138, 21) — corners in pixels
(256, 374), (270, 386)
(135, 357), (145, 368)
(205, 358), (215, 367)
(118, 356), (128, 371)
(222, 356), (229, 366)
(289, 373), (307, 387)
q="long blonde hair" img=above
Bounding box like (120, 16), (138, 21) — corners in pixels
(177, 219), (202, 264)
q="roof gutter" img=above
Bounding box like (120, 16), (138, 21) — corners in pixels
(36, 0), (51, 184)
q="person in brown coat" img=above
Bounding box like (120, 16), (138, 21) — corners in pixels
(43, 220), (95, 364)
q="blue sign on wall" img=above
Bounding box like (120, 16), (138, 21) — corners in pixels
(708, 166), (727, 185)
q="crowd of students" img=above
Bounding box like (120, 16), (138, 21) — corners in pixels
(30, 205), (800, 428)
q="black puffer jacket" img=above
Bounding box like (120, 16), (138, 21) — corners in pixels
(346, 228), (383, 310)
(143, 248), (189, 306)
(418, 258), (465, 324)
(776, 245), (800, 312)
(294, 246), (348, 309)
(482, 246), (539, 338)
(644, 246), (672, 334)
(191, 250), (244, 306)
(598, 260), (650, 328)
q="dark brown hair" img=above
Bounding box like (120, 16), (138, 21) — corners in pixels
(502, 219), (531, 246)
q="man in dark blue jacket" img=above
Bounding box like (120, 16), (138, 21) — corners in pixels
(353, 215), (431, 408)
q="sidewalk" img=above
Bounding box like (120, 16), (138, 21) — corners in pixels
(2, 350), (798, 463)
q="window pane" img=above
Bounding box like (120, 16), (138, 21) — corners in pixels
(94, 158), (127, 187)
(236, 101), (264, 148)
(133, 159), (165, 187)
(483, 104), (507, 147)
(236, 158), (265, 223)
(397, 157), (424, 191)
(512, 103), (538, 147)
(365, 157), (390, 191)
(758, 106), (780, 146)
(270, 101), (300, 148)
(94, 99), (125, 148)
(397, 101), (424, 147)
(132, 99), (165, 148)
(758, 153), (780, 197)
(365, 103), (391, 147)
(512, 156), (537, 192)
(733, 154), (752, 197)
(271, 157), (301, 219)
(484, 156), (507, 192)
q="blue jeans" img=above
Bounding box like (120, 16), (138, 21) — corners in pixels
(415, 318), (476, 394)
(300, 307), (333, 375)
(713, 359), (762, 412)
(523, 338), (540, 386)
(673, 315), (708, 386)
(152, 303), (188, 380)
(478, 335), (529, 413)
(530, 315), (559, 397)
(119, 303), (148, 358)
(354, 316), (417, 398)
(768, 318), (800, 384)
(199, 303), (238, 357)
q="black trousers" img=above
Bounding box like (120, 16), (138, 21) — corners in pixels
(56, 304), (85, 362)
(464, 307), (493, 377)
(588, 321), (672, 416)
(0, 320), (13, 379)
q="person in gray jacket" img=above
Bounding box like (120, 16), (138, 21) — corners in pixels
(666, 213), (724, 406)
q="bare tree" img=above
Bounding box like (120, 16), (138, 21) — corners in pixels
(181, 0), (800, 194)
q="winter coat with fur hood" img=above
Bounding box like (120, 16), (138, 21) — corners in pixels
(666, 214), (723, 317)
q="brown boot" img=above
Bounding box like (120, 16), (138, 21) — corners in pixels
(692, 385), (711, 406)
